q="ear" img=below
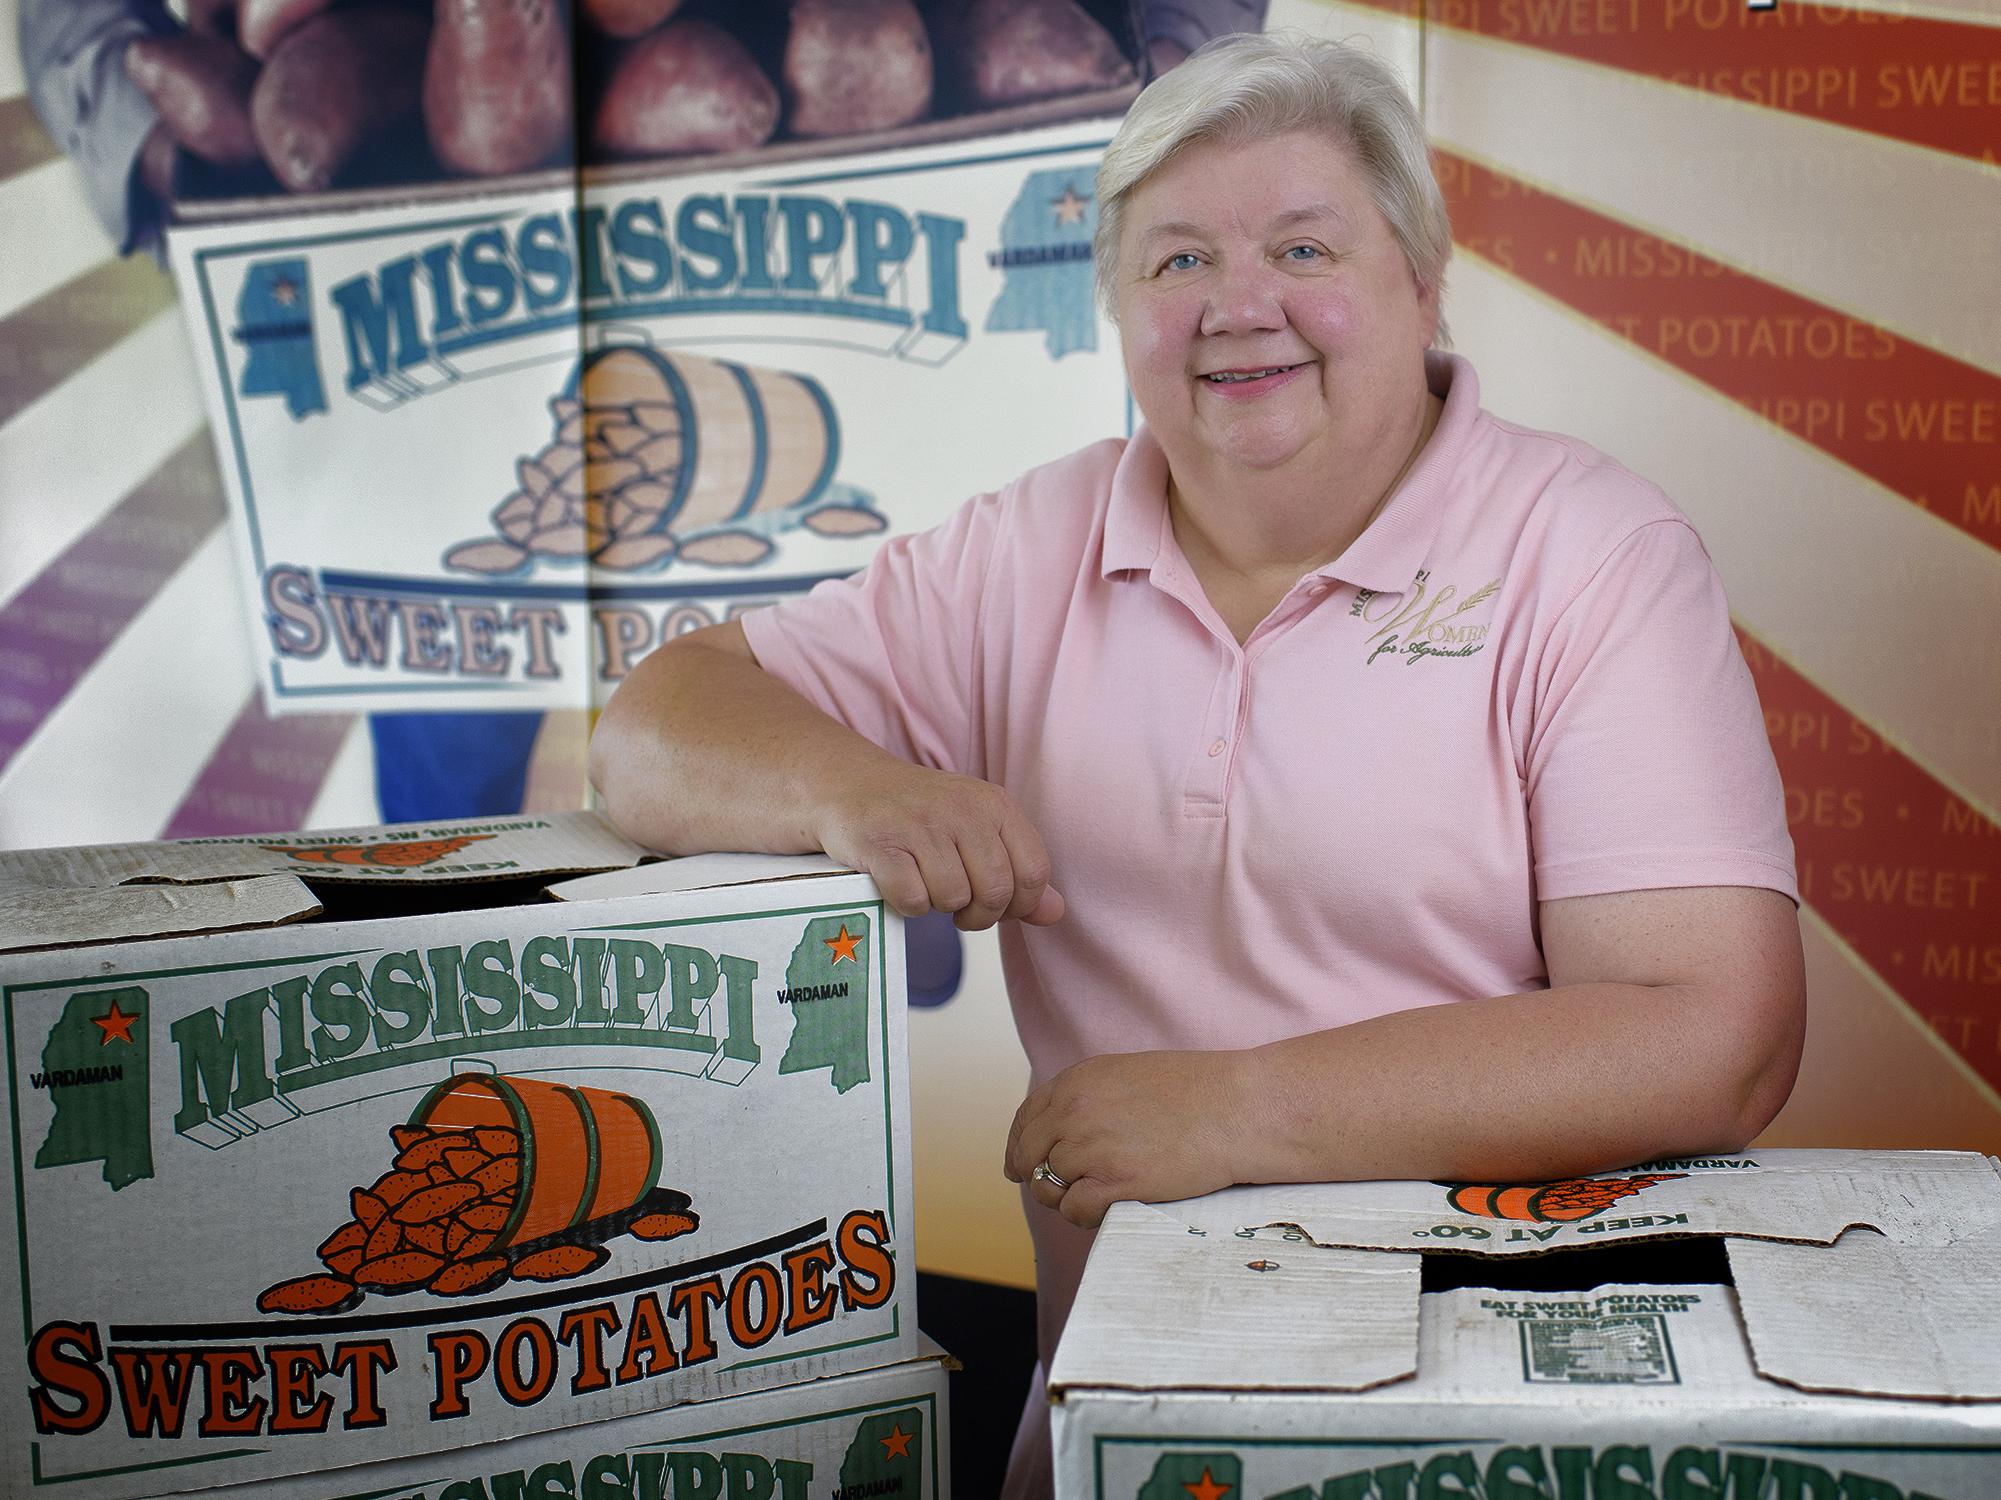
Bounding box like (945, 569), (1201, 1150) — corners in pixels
(1413, 266), (1443, 349)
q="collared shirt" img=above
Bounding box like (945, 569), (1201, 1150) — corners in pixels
(741, 350), (1794, 1359)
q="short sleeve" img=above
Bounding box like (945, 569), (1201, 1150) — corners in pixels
(1525, 518), (1797, 904)
(738, 490), (1004, 777)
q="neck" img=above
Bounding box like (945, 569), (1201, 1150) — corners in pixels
(1168, 389), (1444, 587)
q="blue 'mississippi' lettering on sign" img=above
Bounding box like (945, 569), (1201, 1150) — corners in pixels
(327, 194), (971, 394)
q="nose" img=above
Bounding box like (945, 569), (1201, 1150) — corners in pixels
(1199, 259), (1286, 338)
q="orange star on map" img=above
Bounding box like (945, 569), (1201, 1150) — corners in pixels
(824, 924), (862, 964)
(92, 999), (139, 1046)
(879, 1423), (915, 1460)
(1184, 1469), (1231, 1500)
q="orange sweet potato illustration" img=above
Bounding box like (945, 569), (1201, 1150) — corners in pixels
(1444, 1172), (1687, 1223)
(261, 833), (494, 867)
(257, 1076), (703, 1315)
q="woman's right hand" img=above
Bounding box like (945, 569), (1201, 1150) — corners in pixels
(816, 761), (1064, 931)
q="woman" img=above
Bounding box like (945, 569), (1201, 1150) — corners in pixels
(592, 31), (1804, 1497)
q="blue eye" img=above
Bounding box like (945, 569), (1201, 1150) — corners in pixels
(1284, 244), (1322, 261)
(1163, 252), (1200, 272)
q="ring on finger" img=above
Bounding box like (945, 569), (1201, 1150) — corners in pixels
(1031, 1161), (1069, 1192)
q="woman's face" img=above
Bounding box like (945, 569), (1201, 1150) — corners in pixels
(1114, 129), (1440, 485)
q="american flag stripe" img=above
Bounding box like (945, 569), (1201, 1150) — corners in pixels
(0, 432), (224, 779)
(1350, 0), (2001, 163)
(0, 253), (177, 430)
(0, 309), (208, 612)
(1741, 627), (2001, 1100)
(160, 694), (357, 839)
(0, 93), (60, 180)
(1438, 149), (2001, 555)
(0, 156), (119, 320)
(1448, 254), (2001, 821)
(0, 529), (257, 848)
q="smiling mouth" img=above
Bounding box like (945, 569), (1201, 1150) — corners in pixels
(1201, 364), (1304, 384)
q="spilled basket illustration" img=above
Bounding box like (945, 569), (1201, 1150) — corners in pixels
(444, 341), (886, 577)
(259, 1073), (696, 1314)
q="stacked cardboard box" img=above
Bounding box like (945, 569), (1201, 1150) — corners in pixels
(1051, 1154), (2001, 1498)
(0, 813), (946, 1497)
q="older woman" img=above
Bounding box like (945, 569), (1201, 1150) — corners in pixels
(591, 30), (1804, 1498)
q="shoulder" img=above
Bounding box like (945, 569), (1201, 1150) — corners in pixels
(997, 437), (1129, 511)
(1464, 410), (1706, 607)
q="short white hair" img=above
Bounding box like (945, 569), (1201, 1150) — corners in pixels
(1094, 31), (1451, 336)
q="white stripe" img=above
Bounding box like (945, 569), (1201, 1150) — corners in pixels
(0, 529), (252, 847)
(0, 157), (118, 320)
(1787, 0), (2001, 27)
(0, 309), (207, 612)
(1275, 0), (1423, 79)
(0, 0), (22, 98)
(302, 716), (380, 831)
(1422, 26), (2001, 377)
(1451, 254), (2001, 821)
(1762, 908), (2001, 1142)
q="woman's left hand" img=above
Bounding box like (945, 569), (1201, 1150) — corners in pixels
(1004, 1050), (1254, 1227)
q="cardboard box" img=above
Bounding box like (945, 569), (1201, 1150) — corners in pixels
(0, 815), (916, 1496)
(136, 1338), (954, 1500)
(1050, 1151), (2001, 1499)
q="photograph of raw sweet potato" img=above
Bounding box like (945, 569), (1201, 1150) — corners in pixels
(257, 1075), (698, 1316)
(141, 0), (1146, 207)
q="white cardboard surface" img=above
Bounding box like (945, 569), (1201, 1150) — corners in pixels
(1052, 1152), (2001, 1499)
(1054, 1204), (1419, 1395)
(137, 1342), (953, 1500)
(1, 850), (914, 1498)
(549, 851), (851, 903)
(0, 810), (645, 891)
(0, 874), (323, 953)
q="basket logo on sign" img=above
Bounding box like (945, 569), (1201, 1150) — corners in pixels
(441, 341), (889, 580)
(256, 1074), (698, 1315)
(288, 191), (970, 414)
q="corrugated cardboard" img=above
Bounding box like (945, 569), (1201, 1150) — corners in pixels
(1, 817), (916, 1497)
(1050, 1152), (2001, 1498)
(137, 1339), (954, 1500)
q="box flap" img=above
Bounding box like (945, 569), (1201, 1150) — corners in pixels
(0, 874), (322, 953)
(1729, 1227), (2001, 1400)
(547, 851), (852, 902)
(1048, 1203), (1418, 1396)
(0, 811), (644, 891)
(1153, 1150), (2001, 1255)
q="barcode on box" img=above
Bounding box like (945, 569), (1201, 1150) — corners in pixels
(1521, 1315), (1681, 1385)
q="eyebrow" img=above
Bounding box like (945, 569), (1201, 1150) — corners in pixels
(1136, 205), (1350, 249)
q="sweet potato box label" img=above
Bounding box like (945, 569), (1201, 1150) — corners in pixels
(166, 117), (1129, 715)
(0, 874), (913, 1495)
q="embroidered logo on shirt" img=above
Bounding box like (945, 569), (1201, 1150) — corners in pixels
(1353, 569), (1501, 665)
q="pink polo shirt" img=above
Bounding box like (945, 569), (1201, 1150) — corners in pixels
(740, 351), (1794, 1357)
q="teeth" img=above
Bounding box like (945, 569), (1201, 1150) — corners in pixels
(1205, 365), (1292, 383)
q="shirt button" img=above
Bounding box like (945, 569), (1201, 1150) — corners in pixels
(1208, 740), (1225, 757)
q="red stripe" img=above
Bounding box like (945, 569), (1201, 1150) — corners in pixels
(160, 695), (356, 839)
(1437, 151), (2001, 553)
(1738, 627), (2001, 1098)
(1353, 0), (2001, 164)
